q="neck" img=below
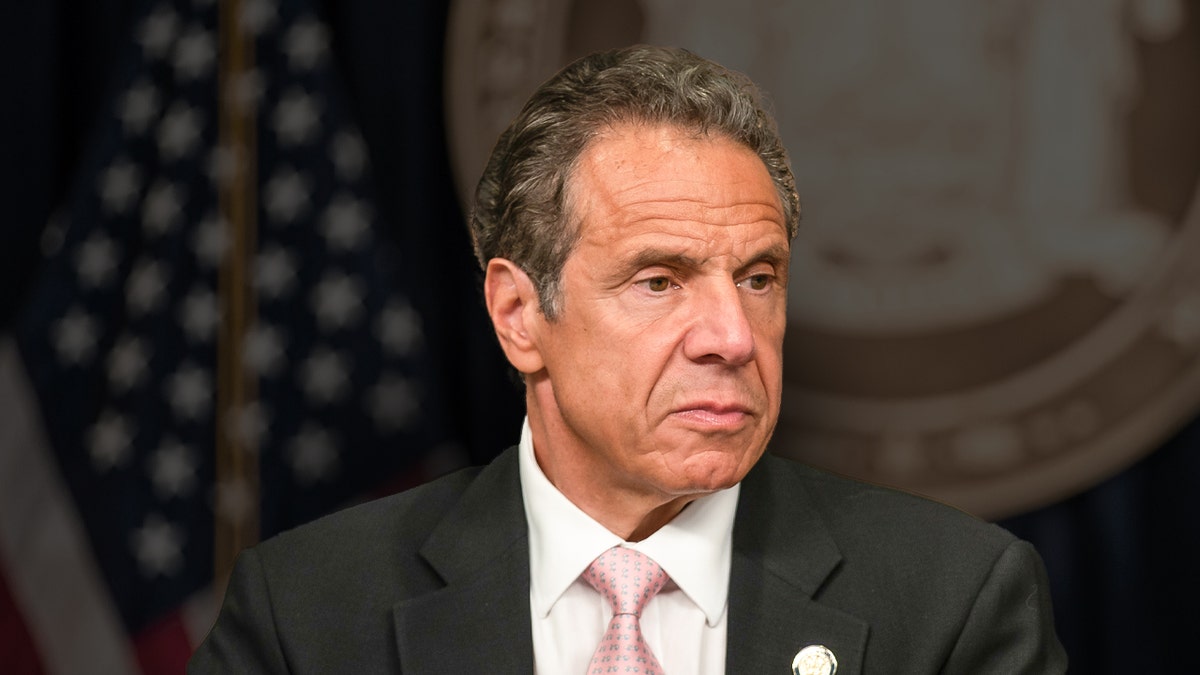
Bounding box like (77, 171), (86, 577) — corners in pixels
(622, 499), (694, 541)
(536, 449), (698, 541)
(525, 396), (701, 541)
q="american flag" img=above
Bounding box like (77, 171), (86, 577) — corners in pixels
(0, 0), (454, 672)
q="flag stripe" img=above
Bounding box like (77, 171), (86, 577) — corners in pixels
(0, 564), (46, 675)
(133, 609), (193, 675)
(0, 340), (138, 675)
(181, 589), (219, 651)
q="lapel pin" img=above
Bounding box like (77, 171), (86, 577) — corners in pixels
(792, 644), (837, 675)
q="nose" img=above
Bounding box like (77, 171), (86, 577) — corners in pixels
(682, 282), (756, 366)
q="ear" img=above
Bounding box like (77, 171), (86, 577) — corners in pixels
(484, 258), (546, 374)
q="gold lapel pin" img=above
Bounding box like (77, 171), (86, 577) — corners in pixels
(792, 644), (838, 675)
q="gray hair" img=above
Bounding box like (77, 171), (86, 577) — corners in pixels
(469, 45), (800, 318)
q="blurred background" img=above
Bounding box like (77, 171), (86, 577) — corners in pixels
(1, 0), (1198, 672)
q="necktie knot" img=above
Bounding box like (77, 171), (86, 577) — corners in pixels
(583, 546), (668, 617)
(583, 546), (669, 674)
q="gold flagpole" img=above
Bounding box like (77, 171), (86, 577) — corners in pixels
(214, 0), (260, 593)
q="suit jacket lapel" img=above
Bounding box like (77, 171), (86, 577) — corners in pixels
(389, 448), (871, 672)
(392, 448), (535, 672)
(727, 455), (869, 674)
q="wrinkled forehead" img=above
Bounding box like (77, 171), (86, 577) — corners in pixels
(563, 123), (786, 235)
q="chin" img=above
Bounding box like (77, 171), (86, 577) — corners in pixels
(673, 447), (761, 493)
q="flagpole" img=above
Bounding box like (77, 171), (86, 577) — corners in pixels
(214, 0), (260, 593)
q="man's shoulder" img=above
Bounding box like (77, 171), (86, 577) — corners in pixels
(745, 454), (1065, 672)
(753, 453), (1016, 562)
(191, 453), (523, 672)
(259, 462), (486, 561)
(243, 444), (523, 589)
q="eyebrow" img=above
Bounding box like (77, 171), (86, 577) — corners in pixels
(617, 243), (791, 277)
(619, 248), (704, 274)
(739, 243), (791, 274)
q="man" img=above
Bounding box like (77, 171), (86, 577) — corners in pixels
(191, 46), (1066, 673)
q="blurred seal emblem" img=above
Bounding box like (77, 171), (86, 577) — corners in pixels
(446, 0), (1200, 518)
(792, 644), (838, 675)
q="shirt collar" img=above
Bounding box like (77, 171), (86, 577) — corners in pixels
(517, 417), (739, 627)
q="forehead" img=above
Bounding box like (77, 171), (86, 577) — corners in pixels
(566, 124), (786, 246)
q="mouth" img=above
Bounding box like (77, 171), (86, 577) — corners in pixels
(669, 402), (754, 429)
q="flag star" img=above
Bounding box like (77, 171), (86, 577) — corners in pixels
(253, 246), (297, 299)
(75, 232), (119, 289)
(320, 193), (371, 250)
(148, 439), (197, 499)
(99, 158), (142, 214)
(167, 363), (212, 421)
(242, 322), (287, 377)
(157, 102), (203, 160)
(52, 307), (99, 365)
(311, 272), (364, 330)
(173, 25), (216, 80)
(222, 402), (269, 448)
(272, 88), (322, 146)
(330, 130), (367, 181)
(142, 181), (184, 236)
(284, 16), (330, 70)
(193, 213), (229, 268)
(368, 375), (419, 431)
(117, 80), (160, 135)
(89, 412), (134, 471)
(264, 168), (310, 224)
(130, 515), (185, 578)
(127, 259), (170, 315)
(377, 301), (423, 356)
(239, 0), (278, 36)
(287, 424), (339, 484)
(137, 5), (180, 59)
(108, 335), (151, 391)
(300, 348), (350, 404)
(40, 216), (66, 257)
(180, 288), (220, 342)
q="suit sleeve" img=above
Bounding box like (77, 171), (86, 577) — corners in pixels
(189, 547), (291, 674)
(940, 539), (1067, 674)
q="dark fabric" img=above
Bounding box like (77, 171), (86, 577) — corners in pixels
(0, 0), (139, 331)
(728, 455), (1065, 674)
(0, 0), (524, 464)
(189, 449), (532, 674)
(317, 0), (525, 465)
(190, 448), (1065, 674)
(1002, 413), (1200, 675)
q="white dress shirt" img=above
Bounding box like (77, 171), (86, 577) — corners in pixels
(517, 418), (739, 674)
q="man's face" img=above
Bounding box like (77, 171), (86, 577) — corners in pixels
(517, 123), (789, 506)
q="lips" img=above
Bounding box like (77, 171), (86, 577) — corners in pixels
(669, 401), (754, 428)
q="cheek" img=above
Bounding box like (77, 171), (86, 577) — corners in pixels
(758, 309), (788, 366)
(596, 314), (683, 374)
(762, 346), (785, 402)
(753, 323), (787, 414)
(635, 328), (697, 391)
(552, 322), (666, 413)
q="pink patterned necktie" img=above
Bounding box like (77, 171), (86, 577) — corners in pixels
(582, 546), (669, 675)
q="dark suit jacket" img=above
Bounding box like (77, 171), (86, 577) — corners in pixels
(189, 447), (1066, 673)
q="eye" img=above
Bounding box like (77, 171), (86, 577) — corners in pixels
(738, 273), (772, 291)
(642, 276), (673, 292)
